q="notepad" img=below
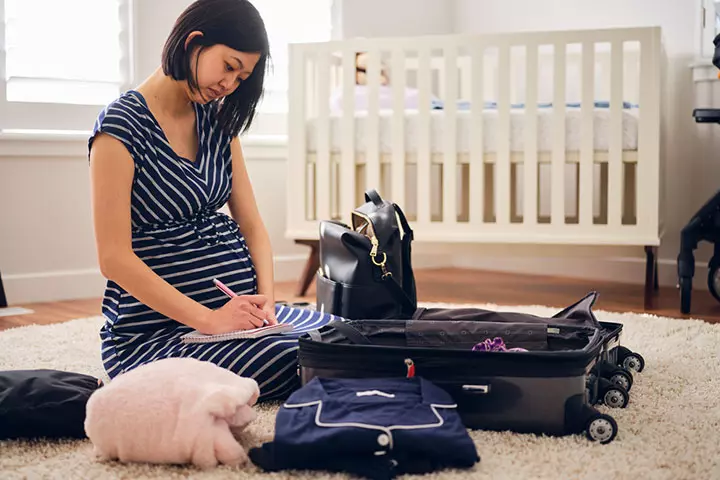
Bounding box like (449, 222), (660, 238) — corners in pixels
(180, 323), (295, 344)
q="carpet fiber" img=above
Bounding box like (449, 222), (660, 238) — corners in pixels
(1, 303), (718, 480)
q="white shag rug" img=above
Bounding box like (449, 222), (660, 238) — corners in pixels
(0, 302), (719, 480)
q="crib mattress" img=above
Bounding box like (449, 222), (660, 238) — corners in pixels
(305, 108), (639, 154)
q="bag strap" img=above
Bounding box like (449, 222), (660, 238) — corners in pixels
(327, 320), (372, 345)
(393, 203), (414, 241)
(381, 273), (416, 314)
(412, 307), (426, 320)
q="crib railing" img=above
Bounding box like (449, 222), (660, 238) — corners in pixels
(286, 27), (662, 246)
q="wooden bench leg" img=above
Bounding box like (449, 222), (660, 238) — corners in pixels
(644, 245), (659, 310)
(295, 239), (320, 297)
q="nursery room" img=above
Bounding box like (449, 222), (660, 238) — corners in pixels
(0, 0), (718, 478)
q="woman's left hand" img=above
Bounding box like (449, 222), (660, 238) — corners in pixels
(262, 301), (278, 325)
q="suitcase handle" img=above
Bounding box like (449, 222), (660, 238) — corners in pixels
(462, 384), (491, 394)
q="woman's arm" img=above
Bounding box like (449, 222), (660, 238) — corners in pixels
(226, 136), (277, 322)
(89, 133), (266, 333)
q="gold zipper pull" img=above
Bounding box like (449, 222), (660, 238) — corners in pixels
(370, 237), (379, 257)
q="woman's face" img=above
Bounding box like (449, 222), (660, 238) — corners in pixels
(184, 32), (261, 104)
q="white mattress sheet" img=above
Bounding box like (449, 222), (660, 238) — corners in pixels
(305, 108), (639, 154)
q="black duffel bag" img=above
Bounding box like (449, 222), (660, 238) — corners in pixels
(316, 189), (417, 319)
(0, 369), (103, 440)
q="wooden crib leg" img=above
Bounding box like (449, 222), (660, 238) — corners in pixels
(294, 239), (320, 297)
(644, 245), (659, 310)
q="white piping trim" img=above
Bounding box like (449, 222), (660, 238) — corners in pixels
(282, 399), (459, 450)
(356, 390), (396, 398)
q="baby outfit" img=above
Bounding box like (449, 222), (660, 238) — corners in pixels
(249, 376), (479, 479)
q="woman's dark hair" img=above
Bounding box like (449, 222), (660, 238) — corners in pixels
(162, 0), (270, 136)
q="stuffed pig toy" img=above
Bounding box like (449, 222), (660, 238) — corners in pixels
(84, 357), (260, 469)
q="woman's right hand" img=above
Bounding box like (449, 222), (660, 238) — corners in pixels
(197, 295), (269, 334)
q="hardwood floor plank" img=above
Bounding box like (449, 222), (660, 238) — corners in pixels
(0, 268), (716, 332)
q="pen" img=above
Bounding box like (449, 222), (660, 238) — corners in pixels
(213, 278), (268, 325)
(213, 278), (237, 298)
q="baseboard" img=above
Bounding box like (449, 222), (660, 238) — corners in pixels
(3, 253), (706, 305)
(273, 254), (310, 282)
(3, 268), (106, 304)
(442, 254), (703, 289)
(2, 255), (327, 304)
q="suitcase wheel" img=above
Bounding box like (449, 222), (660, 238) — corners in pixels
(585, 413), (618, 444)
(608, 368), (633, 392)
(619, 350), (645, 374)
(601, 384), (629, 409)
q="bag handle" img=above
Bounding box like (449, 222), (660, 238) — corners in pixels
(364, 189), (385, 207)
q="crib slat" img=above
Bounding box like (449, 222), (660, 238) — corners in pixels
(365, 48), (382, 195)
(469, 43), (485, 224)
(579, 41), (595, 227)
(523, 43), (539, 226)
(551, 42), (566, 226)
(391, 48), (406, 207)
(443, 45), (458, 224)
(608, 40), (623, 228)
(315, 50), (332, 222)
(417, 48), (432, 225)
(340, 47), (357, 223)
(288, 44), (307, 226)
(637, 28), (661, 234)
(496, 43), (511, 225)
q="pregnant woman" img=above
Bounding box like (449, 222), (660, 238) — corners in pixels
(88, 0), (336, 401)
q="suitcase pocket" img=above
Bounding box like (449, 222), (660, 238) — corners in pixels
(406, 321), (549, 351)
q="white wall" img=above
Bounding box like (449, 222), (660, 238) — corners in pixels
(339, 0), (455, 38)
(441, 0), (706, 289)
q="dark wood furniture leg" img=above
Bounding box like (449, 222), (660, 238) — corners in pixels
(0, 270), (7, 308)
(644, 245), (659, 310)
(295, 239), (320, 297)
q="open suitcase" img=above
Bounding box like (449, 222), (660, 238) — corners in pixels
(409, 293), (645, 410)
(298, 294), (622, 444)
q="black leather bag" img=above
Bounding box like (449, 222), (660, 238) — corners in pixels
(316, 189), (417, 319)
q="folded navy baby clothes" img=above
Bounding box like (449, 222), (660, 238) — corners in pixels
(249, 376), (479, 479)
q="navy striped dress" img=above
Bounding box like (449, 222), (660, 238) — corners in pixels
(88, 90), (337, 401)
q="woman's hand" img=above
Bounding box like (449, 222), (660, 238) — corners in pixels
(261, 300), (278, 325)
(197, 294), (269, 334)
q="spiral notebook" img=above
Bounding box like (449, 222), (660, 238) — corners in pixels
(180, 323), (295, 344)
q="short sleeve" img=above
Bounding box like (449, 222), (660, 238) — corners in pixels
(87, 98), (143, 168)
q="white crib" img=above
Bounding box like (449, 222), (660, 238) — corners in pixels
(285, 27), (666, 306)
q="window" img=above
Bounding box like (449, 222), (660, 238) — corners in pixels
(0, 0), (132, 132)
(700, 0), (720, 59)
(252, 0), (333, 113)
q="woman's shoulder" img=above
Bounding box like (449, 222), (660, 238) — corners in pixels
(94, 91), (148, 130)
(89, 91), (150, 155)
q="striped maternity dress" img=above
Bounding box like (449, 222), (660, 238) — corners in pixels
(88, 90), (337, 401)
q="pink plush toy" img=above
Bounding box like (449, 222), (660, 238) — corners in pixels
(84, 357), (260, 469)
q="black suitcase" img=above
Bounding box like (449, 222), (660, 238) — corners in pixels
(298, 301), (620, 444)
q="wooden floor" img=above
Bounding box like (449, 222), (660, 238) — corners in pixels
(1, 268), (719, 331)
